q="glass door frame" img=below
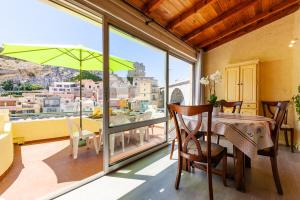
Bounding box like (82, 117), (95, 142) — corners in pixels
(102, 17), (170, 172)
(168, 53), (196, 105)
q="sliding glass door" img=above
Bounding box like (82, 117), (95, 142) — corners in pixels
(106, 25), (168, 165)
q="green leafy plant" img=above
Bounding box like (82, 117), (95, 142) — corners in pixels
(70, 70), (102, 82)
(208, 94), (218, 106)
(200, 70), (221, 107)
(0, 80), (14, 91)
(293, 85), (300, 121)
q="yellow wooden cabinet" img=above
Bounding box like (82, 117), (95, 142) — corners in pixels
(224, 60), (259, 115)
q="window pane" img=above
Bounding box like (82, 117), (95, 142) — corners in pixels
(109, 122), (166, 164)
(168, 55), (193, 105)
(0, 1), (103, 199)
(109, 26), (166, 127)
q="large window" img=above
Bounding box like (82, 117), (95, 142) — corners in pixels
(108, 26), (166, 126)
(168, 55), (193, 105)
(0, 1), (104, 199)
(108, 26), (167, 164)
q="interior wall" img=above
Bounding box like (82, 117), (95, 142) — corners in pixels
(204, 10), (300, 144)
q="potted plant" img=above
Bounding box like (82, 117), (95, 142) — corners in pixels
(200, 70), (222, 116)
(293, 85), (300, 121)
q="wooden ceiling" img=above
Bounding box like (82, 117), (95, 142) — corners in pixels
(123, 0), (300, 51)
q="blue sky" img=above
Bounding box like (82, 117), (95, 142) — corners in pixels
(0, 0), (192, 85)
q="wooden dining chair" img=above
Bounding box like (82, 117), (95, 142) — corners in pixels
(258, 101), (289, 195)
(169, 103), (204, 160)
(168, 103), (227, 200)
(261, 100), (294, 152)
(219, 100), (243, 113)
(216, 100), (243, 144)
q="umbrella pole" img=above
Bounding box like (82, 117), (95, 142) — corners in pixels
(80, 52), (82, 129)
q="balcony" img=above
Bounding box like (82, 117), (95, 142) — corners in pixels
(0, 113), (165, 200)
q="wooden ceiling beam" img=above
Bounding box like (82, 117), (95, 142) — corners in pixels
(183, 0), (259, 42)
(203, 4), (300, 51)
(197, 0), (300, 49)
(166, 0), (214, 30)
(142, 0), (165, 14)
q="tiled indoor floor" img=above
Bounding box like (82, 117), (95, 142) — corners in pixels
(54, 141), (300, 200)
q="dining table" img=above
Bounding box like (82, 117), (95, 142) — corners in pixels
(182, 112), (275, 191)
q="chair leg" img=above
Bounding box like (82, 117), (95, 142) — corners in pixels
(207, 162), (214, 200)
(291, 128), (294, 153)
(121, 132), (125, 152)
(110, 134), (115, 156)
(72, 137), (79, 159)
(222, 154), (227, 187)
(170, 139), (175, 160)
(127, 130), (132, 145)
(187, 159), (191, 172)
(284, 129), (289, 146)
(93, 136), (99, 154)
(99, 131), (103, 151)
(175, 156), (182, 190)
(140, 132), (145, 146)
(270, 156), (283, 195)
(217, 135), (220, 144)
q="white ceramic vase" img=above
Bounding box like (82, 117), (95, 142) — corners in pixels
(212, 106), (220, 116)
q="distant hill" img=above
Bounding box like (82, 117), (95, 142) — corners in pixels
(0, 55), (103, 88)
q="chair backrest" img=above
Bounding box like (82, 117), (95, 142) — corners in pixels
(135, 111), (152, 122)
(261, 100), (290, 122)
(167, 103), (213, 162)
(110, 114), (130, 126)
(67, 118), (81, 138)
(218, 100), (243, 113)
(262, 101), (289, 153)
(261, 101), (280, 118)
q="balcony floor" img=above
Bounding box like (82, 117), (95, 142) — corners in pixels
(55, 142), (300, 200)
(0, 126), (165, 200)
(0, 139), (103, 200)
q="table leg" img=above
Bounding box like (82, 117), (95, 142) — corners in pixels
(245, 155), (251, 168)
(235, 147), (245, 192)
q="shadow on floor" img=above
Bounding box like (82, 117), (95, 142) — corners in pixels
(0, 145), (24, 194)
(43, 144), (103, 183)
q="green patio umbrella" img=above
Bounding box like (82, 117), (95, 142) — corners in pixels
(0, 43), (135, 127)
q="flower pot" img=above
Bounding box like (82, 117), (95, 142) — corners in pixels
(212, 106), (220, 116)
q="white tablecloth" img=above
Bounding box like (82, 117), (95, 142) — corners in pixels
(177, 113), (275, 159)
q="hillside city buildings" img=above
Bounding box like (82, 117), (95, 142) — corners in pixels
(0, 62), (164, 119)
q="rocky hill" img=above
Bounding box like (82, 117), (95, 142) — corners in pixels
(0, 55), (103, 88)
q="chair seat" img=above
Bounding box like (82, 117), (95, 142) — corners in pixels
(281, 124), (293, 129)
(73, 130), (95, 138)
(258, 147), (275, 157)
(187, 140), (226, 165)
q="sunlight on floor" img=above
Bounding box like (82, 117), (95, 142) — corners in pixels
(135, 154), (176, 176)
(116, 169), (132, 174)
(55, 176), (145, 200)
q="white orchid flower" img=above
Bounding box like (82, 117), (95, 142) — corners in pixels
(200, 76), (209, 85)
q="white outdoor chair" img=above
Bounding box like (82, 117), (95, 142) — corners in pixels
(134, 111), (152, 146)
(110, 114), (130, 156)
(67, 118), (99, 159)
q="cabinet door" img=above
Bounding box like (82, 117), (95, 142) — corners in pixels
(240, 64), (257, 104)
(225, 66), (240, 101)
(241, 108), (257, 116)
